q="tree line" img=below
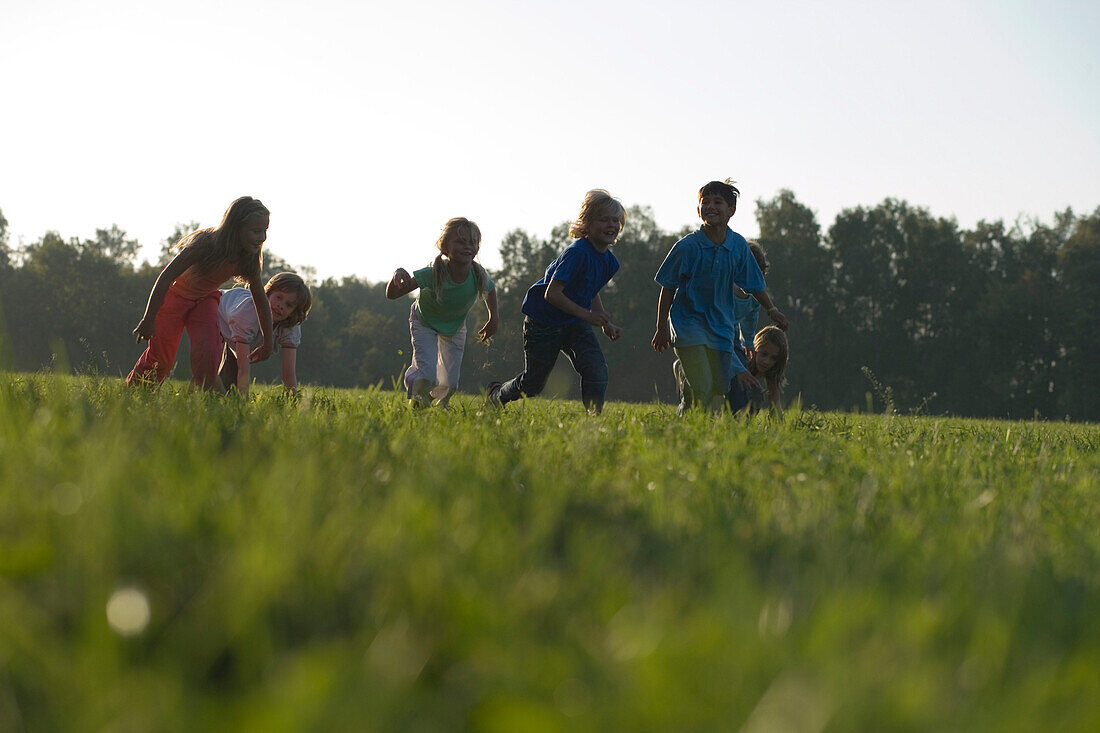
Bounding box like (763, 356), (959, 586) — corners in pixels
(0, 192), (1097, 421)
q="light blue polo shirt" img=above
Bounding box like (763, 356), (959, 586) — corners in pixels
(654, 227), (766, 351)
(733, 293), (761, 353)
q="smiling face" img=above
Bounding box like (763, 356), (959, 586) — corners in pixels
(586, 208), (623, 249)
(238, 214), (269, 255)
(697, 194), (736, 229)
(268, 288), (299, 323)
(444, 228), (480, 266)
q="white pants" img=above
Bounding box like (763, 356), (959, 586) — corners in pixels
(404, 305), (468, 402)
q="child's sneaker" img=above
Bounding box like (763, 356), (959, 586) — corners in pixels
(673, 358), (693, 415)
(484, 381), (503, 408)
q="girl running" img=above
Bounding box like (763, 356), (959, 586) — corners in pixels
(386, 217), (498, 408)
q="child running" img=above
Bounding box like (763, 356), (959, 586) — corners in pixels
(386, 217), (498, 408)
(673, 239), (771, 408)
(218, 272), (312, 396)
(727, 325), (788, 417)
(128, 196), (273, 388)
(652, 180), (787, 414)
(486, 189), (624, 414)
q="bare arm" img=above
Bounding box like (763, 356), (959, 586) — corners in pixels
(247, 277), (274, 363)
(651, 286), (676, 352)
(281, 347), (298, 392)
(233, 340), (252, 395)
(751, 290), (789, 331)
(478, 289), (499, 344)
(133, 246), (205, 341)
(544, 280), (609, 327)
(386, 268), (418, 299)
(591, 294), (622, 341)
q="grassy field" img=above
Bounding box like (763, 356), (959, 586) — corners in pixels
(1, 374), (1098, 732)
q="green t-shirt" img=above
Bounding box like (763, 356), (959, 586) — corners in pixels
(413, 265), (494, 335)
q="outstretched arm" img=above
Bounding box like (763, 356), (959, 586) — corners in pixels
(478, 289), (499, 344)
(247, 277), (274, 363)
(651, 287), (676, 352)
(769, 389), (784, 420)
(544, 280), (610, 327)
(386, 268), (418, 299)
(281, 347), (298, 393)
(133, 246), (205, 341)
(591, 294), (621, 341)
(750, 290), (789, 331)
(232, 340), (252, 395)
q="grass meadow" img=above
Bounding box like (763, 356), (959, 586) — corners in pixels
(1, 374), (1098, 731)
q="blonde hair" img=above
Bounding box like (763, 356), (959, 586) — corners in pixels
(568, 189), (626, 240)
(752, 325), (788, 407)
(175, 196), (268, 284)
(265, 272), (312, 327)
(431, 217), (489, 303)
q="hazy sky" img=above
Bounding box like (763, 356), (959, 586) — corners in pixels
(2, 0), (1097, 282)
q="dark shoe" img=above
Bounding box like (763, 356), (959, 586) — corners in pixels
(484, 381), (503, 408)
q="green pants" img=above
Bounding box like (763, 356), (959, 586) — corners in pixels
(674, 344), (733, 412)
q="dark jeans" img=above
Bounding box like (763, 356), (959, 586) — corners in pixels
(726, 380), (750, 413)
(499, 317), (609, 412)
(726, 345), (749, 412)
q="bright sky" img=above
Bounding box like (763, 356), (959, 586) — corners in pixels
(2, 0), (1097, 282)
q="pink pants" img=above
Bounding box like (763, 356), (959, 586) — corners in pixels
(126, 290), (222, 387)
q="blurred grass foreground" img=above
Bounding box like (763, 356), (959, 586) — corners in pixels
(1, 374), (1098, 731)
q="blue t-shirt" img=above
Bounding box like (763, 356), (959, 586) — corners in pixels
(521, 239), (620, 326)
(733, 293), (761, 353)
(654, 227), (766, 351)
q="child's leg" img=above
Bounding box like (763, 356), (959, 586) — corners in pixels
(185, 293), (223, 389)
(498, 318), (564, 405)
(432, 324), (467, 406)
(404, 307), (439, 402)
(706, 348), (734, 412)
(126, 291), (190, 384)
(672, 358), (691, 413)
(217, 341), (237, 394)
(561, 322), (608, 413)
(673, 344), (713, 411)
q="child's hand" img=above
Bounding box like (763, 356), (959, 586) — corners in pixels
(478, 316), (499, 345)
(734, 370), (761, 391)
(386, 268), (418, 299)
(768, 308), (789, 331)
(651, 324), (672, 352)
(586, 310), (611, 328)
(133, 318), (154, 343)
(249, 339), (274, 363)
(601, 323), (623, 341)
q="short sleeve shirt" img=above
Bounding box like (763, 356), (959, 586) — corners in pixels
(654, 228), (766, 350)
(412, 266), (495, 335)
(217, 288), (301, 349)
(733, 293), (761, 353)
(521, 239), (620, 326)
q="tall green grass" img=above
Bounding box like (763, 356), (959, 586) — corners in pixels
(1, 374), (1098, 731)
